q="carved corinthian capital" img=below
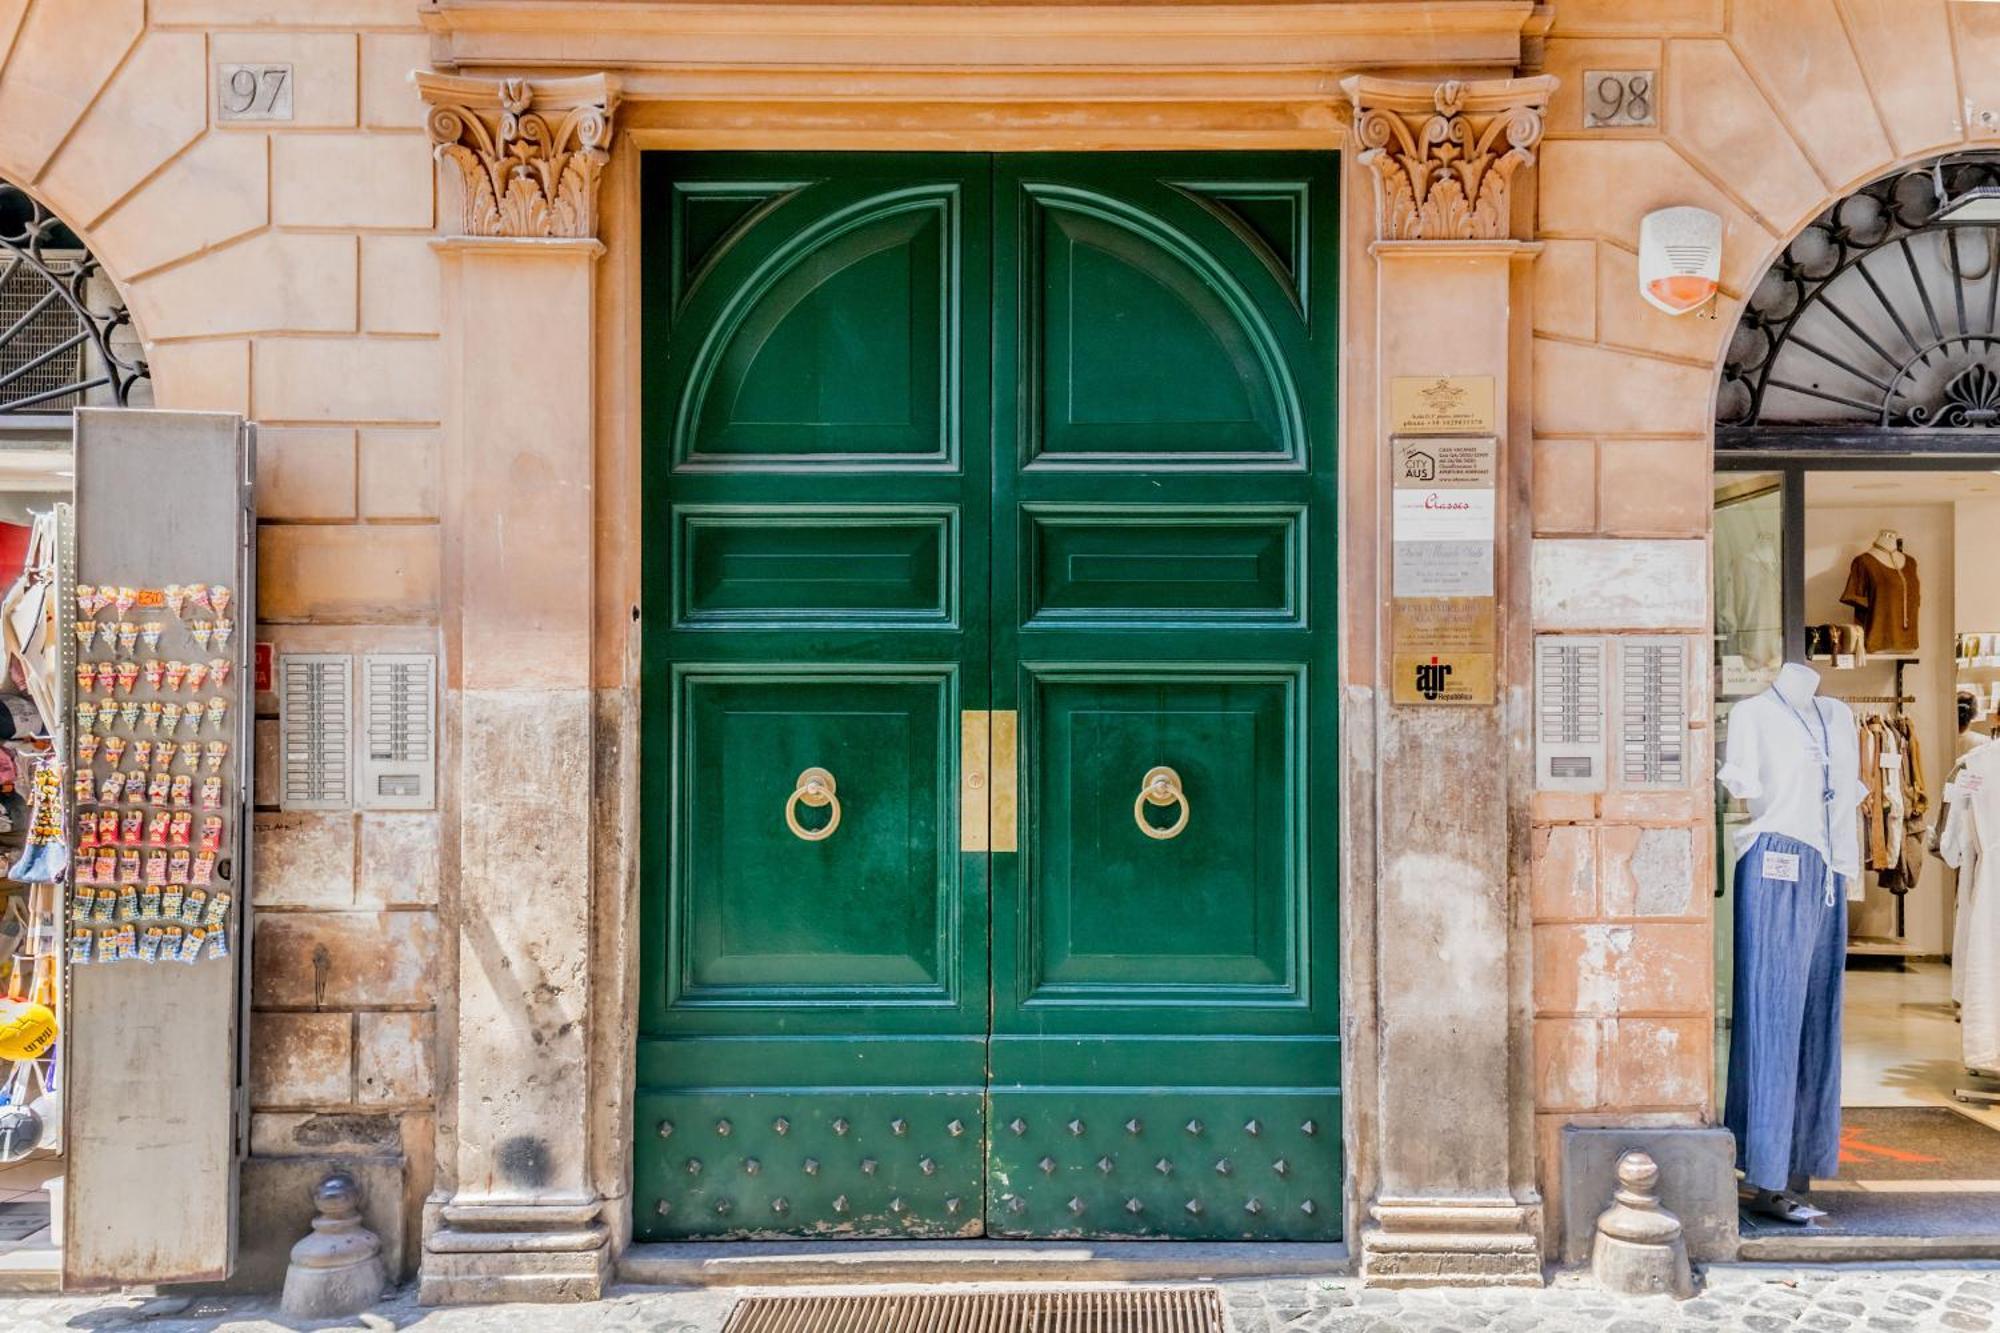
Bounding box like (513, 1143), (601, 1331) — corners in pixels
(417, 72), (621, 240)
(1342, 75), (1556, 242)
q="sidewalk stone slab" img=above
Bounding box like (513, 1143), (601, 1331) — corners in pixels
(3, 1265), (2000, 1332)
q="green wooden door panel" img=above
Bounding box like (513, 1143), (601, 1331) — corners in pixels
(671, 670), (957, 1000)
(675, 183), (965, 466)
(639, 150), (1337, 1244)
(639, 154), (991, 1239)
(1023, 669), (1302, 996)
(1024, 506), (1304, 624)
(674, 507), (956, 627)
(989, 153), (1340, 1240)
(1019, 183), (1305, 463)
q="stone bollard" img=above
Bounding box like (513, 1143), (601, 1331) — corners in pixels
(1591, 1150), (1695, 1299)
(281, 1173), (388, 1318)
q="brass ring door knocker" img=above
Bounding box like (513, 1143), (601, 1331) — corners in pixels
(785, 767), (841, 841)
(1133, 765), (1189, 840)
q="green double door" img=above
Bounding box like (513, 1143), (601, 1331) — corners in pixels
(637, 152), (1339, 1241)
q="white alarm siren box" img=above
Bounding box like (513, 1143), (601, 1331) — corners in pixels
(1638, 206), (1722, 316)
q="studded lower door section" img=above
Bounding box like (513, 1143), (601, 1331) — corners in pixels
(637, 1091), (986, 1239)
(986, 1092), (1341, 1240)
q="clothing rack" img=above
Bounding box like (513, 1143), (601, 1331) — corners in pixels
(1831, 694), (1916, 705)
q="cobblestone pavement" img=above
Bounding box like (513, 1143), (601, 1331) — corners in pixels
(5, 1265), (2000, 1332)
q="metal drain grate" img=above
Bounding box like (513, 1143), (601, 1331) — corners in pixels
(723, 1287), (1226, 1333)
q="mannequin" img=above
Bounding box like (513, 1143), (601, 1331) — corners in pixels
(1718, 662), (1867, 1224)
(1842, 534), (1920, 654)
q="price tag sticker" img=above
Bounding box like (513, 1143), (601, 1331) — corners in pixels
(1761, 850), (1801, 883)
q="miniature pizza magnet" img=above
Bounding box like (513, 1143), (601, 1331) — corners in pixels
(181, 704), (203, 734)
(190, 585), (211, 613)
(102, 735), (125, 766)
(184, 662), (207, 691)
(93, 661), (116, 695)
(75, 662), (95, 696)
(140, 622), (163, 654)
(164, 584), (186, 617)
(209, 658), (232, 687)
(77, 732), (99, 764)
(76, 701), (98, 732)
(113, 587), (137, 616)
(95, 621), (117, 651)
(213, 618), (234, 649)
(131, 740), (152, 770)
(74, 585), (95, 618)
(156, 741), (177, 769)
(159, 702), (181, 733)
(189, 621), (211, 650)
(116, 622), (138, 656)
(166, 660), (189, 692)
(205, 741), (228, 772)
(142, 660), (164, 691)
(74, 620), (95, 649)
(206, 699), (228, 732)
(140, 700), (161, 733)
(115, 661), (139, 695)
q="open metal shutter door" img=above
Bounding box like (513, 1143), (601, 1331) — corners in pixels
(63, 408), (253, 1289)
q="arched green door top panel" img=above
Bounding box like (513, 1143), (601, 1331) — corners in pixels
(1014, 179), (1308, 467)
(670, 182), (968, 469)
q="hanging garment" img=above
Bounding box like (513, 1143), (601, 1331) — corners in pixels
(0, 513), (56, 740)
(1840, 550), (1921, 654)
(1718, 689), (1868, 882)
(1857, 715), (1891, 871)
(1937, 743), (2000, 1072)
(1725, 832), (1848, 1192)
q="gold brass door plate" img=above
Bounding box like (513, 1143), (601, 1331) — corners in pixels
(960, 710), (1018, 853)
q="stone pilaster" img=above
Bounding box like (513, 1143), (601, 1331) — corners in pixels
(416, 71), (620, 1305)
(1343, 73), (1554, 1287)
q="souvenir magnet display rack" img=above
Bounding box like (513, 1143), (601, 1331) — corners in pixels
(60, 410), (254, 1288)
(67, 575), (240, 965)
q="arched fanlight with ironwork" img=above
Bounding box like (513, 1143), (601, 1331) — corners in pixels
(0, 177), (147, 415)
(1719, 154), (2000, 433)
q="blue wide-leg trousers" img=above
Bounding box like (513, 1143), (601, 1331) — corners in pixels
(1724, 832), (1846, 1193)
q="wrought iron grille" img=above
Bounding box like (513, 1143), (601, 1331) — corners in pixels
(1719, 155), (2000, 430)
(0, 177), (146, 414)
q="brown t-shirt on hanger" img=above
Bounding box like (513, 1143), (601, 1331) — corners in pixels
(1840, 550), (1920, 654)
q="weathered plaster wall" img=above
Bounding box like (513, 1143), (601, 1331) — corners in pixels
(0, 0), (441, 1272)
(1528, 0), (2000, 1254)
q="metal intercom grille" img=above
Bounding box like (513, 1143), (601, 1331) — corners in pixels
(278, 653), (351, 811)
(723, 1288), (1225, 1333)
(360, 653), (435, 810)
(0, 250), (85, 411)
